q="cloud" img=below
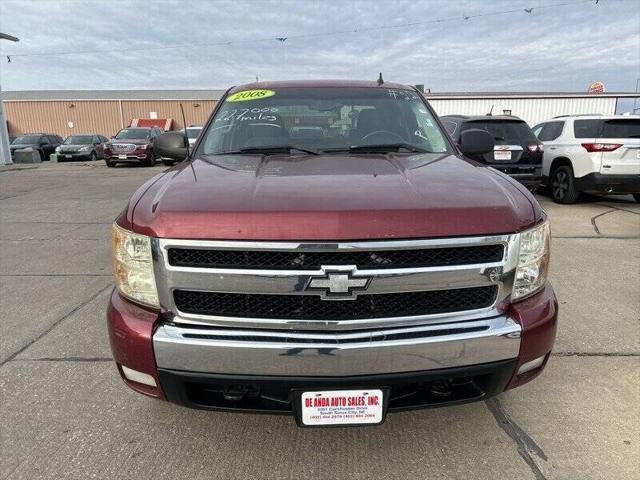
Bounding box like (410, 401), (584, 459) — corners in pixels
(0, 0), (638, 92)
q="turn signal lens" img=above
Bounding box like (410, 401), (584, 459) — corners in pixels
(512, 221), (551, 301)
(112, 223), (159, 308)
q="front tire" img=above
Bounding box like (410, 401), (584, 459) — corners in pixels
(105, 160), (116, 168)
(633, 194), (640, 203)
(162, 159), (176, 167)
(550, 165), (580, 204)
(143, 150), (156, 167)
(90, 152), (97, 162)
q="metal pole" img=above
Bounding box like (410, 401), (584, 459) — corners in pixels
(0, 33), (20, 166)
(0, 83), (11, 165)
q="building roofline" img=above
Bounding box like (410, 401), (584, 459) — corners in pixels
(424, 91), (638, 99)
(2, 89), (638, 102)
(1, 89), (226, 101)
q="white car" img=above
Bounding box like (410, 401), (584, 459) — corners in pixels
(532, 115), (640, 203)
(186, 125), (203, 147)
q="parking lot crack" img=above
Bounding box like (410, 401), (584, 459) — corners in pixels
(590, 209), (615, 235)
(486, 397), (548, 480)
(594, 203), (640, 216)
(0, 284), (112, 367)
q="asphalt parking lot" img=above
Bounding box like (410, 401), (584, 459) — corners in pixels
(1, 161), (638, 480)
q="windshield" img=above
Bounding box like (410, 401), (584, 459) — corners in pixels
(115, 129), (149, 140)
(197, 87), (450, 155)
(64, 135), (94, 145)
(186, 128), (201, 139)
(462, 120), (537, 144)
(13, 135), (40, 145)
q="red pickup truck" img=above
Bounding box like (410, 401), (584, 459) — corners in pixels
(108, 80), (557, 427)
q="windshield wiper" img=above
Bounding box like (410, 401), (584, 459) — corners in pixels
(324, 143), (430, 154)
(215, 145), (320, 155)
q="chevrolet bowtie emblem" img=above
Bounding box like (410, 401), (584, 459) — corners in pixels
(306, 267), (371, 300)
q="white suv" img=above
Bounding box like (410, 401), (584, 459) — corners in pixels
(532, 115), (640, 203)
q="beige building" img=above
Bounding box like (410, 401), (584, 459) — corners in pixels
(3, 89), (637, 139)
(3, 90), (224, 138)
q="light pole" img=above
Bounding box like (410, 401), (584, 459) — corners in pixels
(0, 33), (20, 166)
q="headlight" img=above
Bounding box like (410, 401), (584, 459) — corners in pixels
(112, 223), (159, 308)
(79, 146), (90, 151)
(137, 144), (148, 150)
(55, 146), (61, 152)
(512, 221), (550, 301)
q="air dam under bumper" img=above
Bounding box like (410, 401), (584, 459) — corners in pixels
(153, 316), (521, 376)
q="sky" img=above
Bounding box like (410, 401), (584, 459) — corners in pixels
(0, 0), (638, 95)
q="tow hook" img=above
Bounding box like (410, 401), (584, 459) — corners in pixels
(223, 385), (250, 402)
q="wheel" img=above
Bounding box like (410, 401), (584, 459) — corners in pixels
(162, 159), (176, 167)
(143, 150), (156, 167)
(550, 165), (580, 204)
(38, 149), (46, 162)
(105, 160), (116, 168)
(90, 152), (97, 162)
(633, 194), (640, 203)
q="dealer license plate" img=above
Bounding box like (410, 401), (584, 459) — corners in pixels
(118, 154), (127, 159)
(494, 149), (512, 161)
(300, 389), (384, 426)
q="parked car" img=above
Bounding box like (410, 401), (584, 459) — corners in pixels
(161, 125), (203, 167)
(441, 115), (543, 191)
(186, 125), (203, 147)
(56, 134), (109, 161)
(532, 115), (640, 203)
(103, 126), (163, 167)
(108, 80), (557, 427)
(9, 133), (62, 161)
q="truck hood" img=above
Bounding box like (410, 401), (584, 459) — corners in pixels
(128, 153), (542, 240)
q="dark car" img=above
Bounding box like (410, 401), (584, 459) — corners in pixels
(56, 134), (109, 161)
(442, 115), (544, 191)
(10, 133), (63, 161)
(103, 127), (163, 167)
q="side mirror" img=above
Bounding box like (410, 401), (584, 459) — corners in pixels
(459, 129), (494, 156)
(154, 132), (188, 161)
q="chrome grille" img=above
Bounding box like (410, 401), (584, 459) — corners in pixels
(173, 286), (498, 320)
(167, 244), (504, 270)
(153, 235), (519, 331)
(110, 143), (136, 153)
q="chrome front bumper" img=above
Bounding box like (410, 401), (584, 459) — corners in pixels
(153, 314), (521, 376)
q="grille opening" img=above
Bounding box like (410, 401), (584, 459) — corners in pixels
(173, 286), (498, 321)
(181, 373), (495, 413)
(167, 244), (504, 270)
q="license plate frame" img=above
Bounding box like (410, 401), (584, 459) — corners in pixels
(493, 149), (512, 161)
(65, 155), (72, 159)
(292, 387), (389, 427)
(118, 154), (127, 160)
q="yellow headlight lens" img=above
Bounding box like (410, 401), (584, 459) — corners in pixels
(512, 221), (551, 301)
(112, 223), (159, 308)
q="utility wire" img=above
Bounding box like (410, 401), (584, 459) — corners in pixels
(2, 0), (600, 61)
